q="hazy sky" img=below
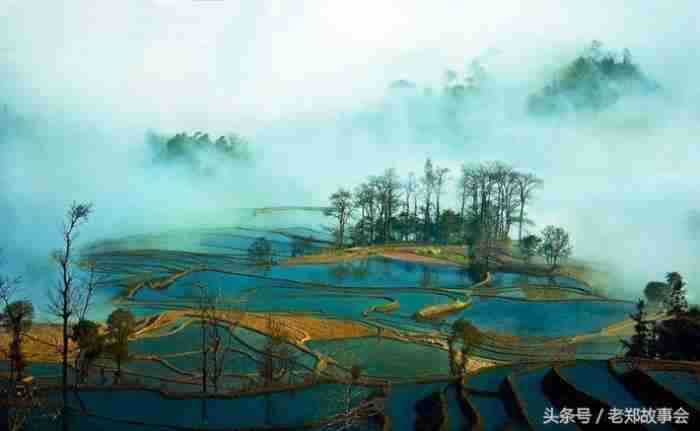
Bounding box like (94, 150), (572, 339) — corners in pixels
(1, 1), (700, 303)
(2, 1), (697, 130)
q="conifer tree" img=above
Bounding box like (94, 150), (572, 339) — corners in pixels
(665, 272), (689, 318)
(622, 299), (655, 360)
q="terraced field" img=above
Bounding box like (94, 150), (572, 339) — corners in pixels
(7, 217), (695, 430)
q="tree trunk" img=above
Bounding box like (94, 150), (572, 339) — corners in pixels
(62, 306), (69, 431)
(201, 319), (207, 393)
(518, 200), (525, 241)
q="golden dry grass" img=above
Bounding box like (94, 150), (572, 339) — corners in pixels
(2, 310), (380, 365)
(137, 309), (378, 345)
(281, 244), (470, 267)
(0, 324), (77, 363)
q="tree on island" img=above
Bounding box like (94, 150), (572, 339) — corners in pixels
(330, 159), (543, 250)
(106, 308), (135, 385)
(538, 225), (572, 269)
(519, 234), (542, 263)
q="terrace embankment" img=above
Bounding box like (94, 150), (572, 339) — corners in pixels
(414, 299), (470, 320)
(1, 311), (378, 364)
(280, 244), (470, 267)
(136, 309), (380, 345)
(124, 267), (199, 299)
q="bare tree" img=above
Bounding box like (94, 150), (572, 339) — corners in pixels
(432, 165), (451, 243)
(421, 158), (436, 242)
(196, 281), (236, 394)
(48, 202), (93, 431)
(352, 182), (376, 246)
(514, 173), (543, 241)
(319, 347), (378, 431)
(375, 169), (401, 243)
(325, 189), (354, 247)
(405, 172), (419, 241)
(457, 165), (471, 239)
(258, 314), (295, 387)
(71, 261), (100, 386)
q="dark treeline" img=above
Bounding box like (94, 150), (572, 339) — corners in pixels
(625, 272), (700, 361)
(145, 131), (252, 176)
(325, 159), (543, 254)
(528, 41), (659, 116)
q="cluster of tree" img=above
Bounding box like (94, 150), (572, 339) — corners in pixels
(387, 58), (489, 136)
(1, 203), (141, 431)
(146, 131), (252, 175)
(528, 40), (659, 116)
(624, 272), (700, 362)
(519, 226), (573, 269)
(326, 159), (544, 257)
(1, 202), (382, 430)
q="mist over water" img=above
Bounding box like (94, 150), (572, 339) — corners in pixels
(1, 1), (699, 306)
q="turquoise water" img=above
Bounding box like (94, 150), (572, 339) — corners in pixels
(384, 381), (448, 430)
(647, 370), (700, 409)
(267, 256), (473, 288)
(371, 290), (460, 316)
(490, 272), (590, 292)
(130, 324), (315, 377)
(0, 361), (64, 378)
(558, 361), (673, 431)
(445, 383), (472, 431)
(42, 223), (651, 429)
(573, 340), (624, 359)
(466, 393), (511, 431)
(464, 365), (514, 393)
(134, 280), (391, 320)
(510, 367), (578, 431)
(307, 337), (449, 379)
(453, 297), (635, 337)
(36, 384), (374, 430)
